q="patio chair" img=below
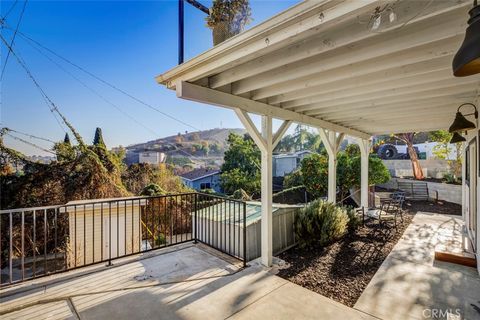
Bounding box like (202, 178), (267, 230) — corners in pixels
(382, 191), (406, 223)
(366, 191), (405, 228)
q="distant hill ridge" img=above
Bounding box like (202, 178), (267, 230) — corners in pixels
(127, 128), (246, 152)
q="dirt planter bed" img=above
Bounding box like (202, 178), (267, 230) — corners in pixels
(277, 203), (420, 307)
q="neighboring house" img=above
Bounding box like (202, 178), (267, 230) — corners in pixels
(180, 168), (222, 193)
(273, 150), (313, 177)
(139, 151), (166, 165)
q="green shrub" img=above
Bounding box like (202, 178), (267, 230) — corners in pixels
(273, 185), (309, 204)
(345, 206), (361, 232)
(141, 183), (166, 196)
(232, 188), (251, 200)
(442, 173), (460, 185)
(345, 144), (360, 157)
(283, 169), (303, 189)
(294, 199), (349, 247)
(300, 154), (328, 199)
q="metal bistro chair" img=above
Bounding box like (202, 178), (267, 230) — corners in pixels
(365, 191), (405, 228)
(380, 191), (406, 227)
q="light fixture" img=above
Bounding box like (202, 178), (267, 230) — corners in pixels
(453, 0), (480, 76)
(450, 132), (466, 143)
(448, 103), (478, 133)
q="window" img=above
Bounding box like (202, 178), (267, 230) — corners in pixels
(200, 183), (211, 190)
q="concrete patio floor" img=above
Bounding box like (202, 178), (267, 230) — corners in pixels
(0, 243), (375, 320)
(355, 212), (480, 320)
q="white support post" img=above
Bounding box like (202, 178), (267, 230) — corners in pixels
(233, 109), (290, 267)
(261, 115), (273, 267)
(357, 138), (371, 209)
(318, 129), (345, 203)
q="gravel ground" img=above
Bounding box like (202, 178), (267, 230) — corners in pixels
(277, 201), (450, 307)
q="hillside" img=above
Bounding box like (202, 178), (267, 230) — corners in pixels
(127, 128), (246, 152)
(126, 128), (246, 167)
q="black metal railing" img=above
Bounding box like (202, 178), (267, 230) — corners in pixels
(0, 192), (247, 287)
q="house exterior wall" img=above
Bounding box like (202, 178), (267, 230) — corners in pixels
(462, 127), (479, 275)
(65, 201), (143, 268)
(382, 159), (456, 179)
(182, 174), (221, 193)
(273, 156), (297, 177)
(139, 152), (166, 165)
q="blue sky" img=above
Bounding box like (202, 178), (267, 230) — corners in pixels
(1, 0), (299, 155)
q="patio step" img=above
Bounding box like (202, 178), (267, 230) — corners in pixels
(434, 247), (477, 268)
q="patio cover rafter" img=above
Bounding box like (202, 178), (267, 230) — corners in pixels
(158, 0), (478, 136)
(176, 81), (371, 139)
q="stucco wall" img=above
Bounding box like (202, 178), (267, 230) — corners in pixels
(182, 174), (222, 193)
(382, 159), (456, 179)
(378, 178), (461, 204)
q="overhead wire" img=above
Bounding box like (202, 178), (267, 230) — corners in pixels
(1, 0), (18, 21)
(21, 36), (162, 138)
(1, 26), (206, 163)
(1, 0), (27, 80)
(4, 132), (55, 155)
(11, 30), (207, 163)
(7, 28), (201, 131)
(2, 127), (56, 143)
(0, 32), (68, 133)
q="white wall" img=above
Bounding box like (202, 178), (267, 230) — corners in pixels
(139, 152), (166, 165)
(462, 127), (479, 275)
(383, 159), (456, 179)
(379, 178), (462, 204)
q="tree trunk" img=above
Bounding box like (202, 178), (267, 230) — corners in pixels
(405, 140), (424, 180)
(394, 133), (424, 180)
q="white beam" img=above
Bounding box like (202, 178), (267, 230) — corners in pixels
(268, 56), (453, 105)
(232, 8), (467, 95)
(368, 123), (452, 134)
(336, 133), (345, 150)
(304, 84), (478, 116)
(282, 69), (456, 109)
(261, 115), (273, 267)
(356, 138), (371, 209)
(341, 114), (453, 128)
(319, 128), (340, 203)
(158, 0), (377, 87)
(209, 0), (386, 89)
(296, 78), (479, 113)
(176, 81), (371, 139)
(233, 108), (266, 151)
(252, 35), (462, 100)
(323, 101), (459, 122)
(272, 120), (292, 150)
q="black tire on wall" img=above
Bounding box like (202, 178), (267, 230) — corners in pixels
(377, 144), (398, 159)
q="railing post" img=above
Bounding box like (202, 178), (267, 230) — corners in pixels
(194, 193), (198, 244)
(243, 201), (247, 267)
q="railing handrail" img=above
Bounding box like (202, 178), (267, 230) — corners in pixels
(0, 205), (62, 214)
(196, 192), (246, 204)
(0, 191), (248, 287)
(0, 192), (201, 214)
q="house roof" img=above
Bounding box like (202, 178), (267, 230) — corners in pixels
(180, 168), (221, 181)
(157, 0), (479, 138)
(273, 150), (313, 159)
